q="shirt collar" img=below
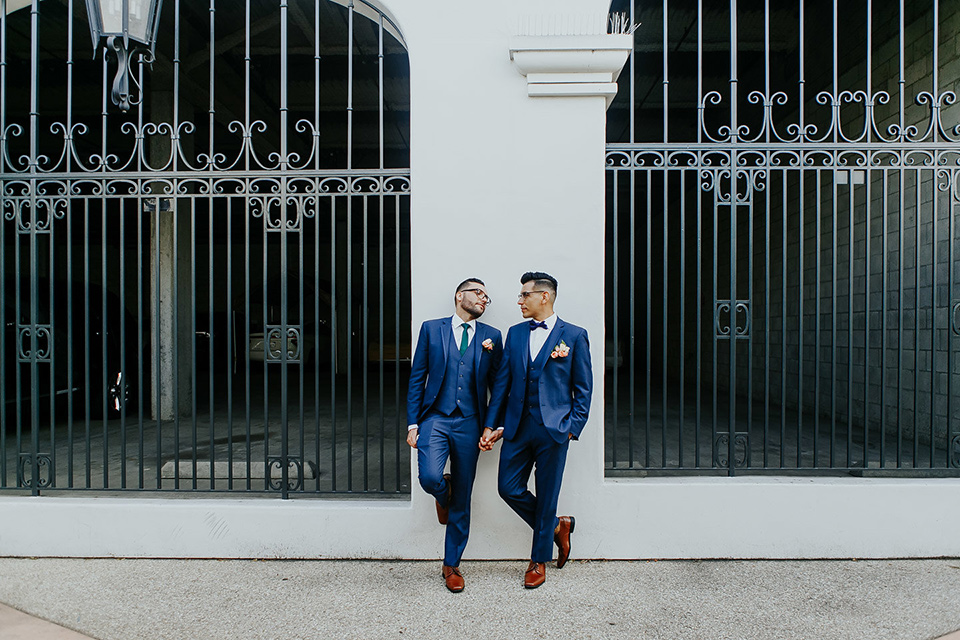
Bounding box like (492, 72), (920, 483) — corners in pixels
(451, 315), (477, 332)
(538, 314), (558, 331)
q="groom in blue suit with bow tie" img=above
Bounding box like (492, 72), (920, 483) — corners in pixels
(481, 271), (593, 589)
(407, 278), (503, 593)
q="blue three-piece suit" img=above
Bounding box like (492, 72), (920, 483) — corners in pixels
(406, 317), (503, 567)
(485, 317), (593, 563)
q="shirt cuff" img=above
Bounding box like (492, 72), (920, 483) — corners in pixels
(407, 424), (419, 431)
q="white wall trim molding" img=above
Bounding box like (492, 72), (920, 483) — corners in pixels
(3, 478), (959, 558)
(508, 34), (633, 107)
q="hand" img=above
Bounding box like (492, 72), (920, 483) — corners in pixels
(479, 427), (502, 451)
(406, 428), (419, 449)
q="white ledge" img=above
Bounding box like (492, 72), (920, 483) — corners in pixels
(509, 34), (633, 108)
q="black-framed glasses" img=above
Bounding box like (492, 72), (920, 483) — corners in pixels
(517, 290), (548, 300)
(461, 288), (492, 304)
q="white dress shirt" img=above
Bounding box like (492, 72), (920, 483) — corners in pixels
(453, 314), (477, 351)
(528, 313), (557, 360)
(408, 315), (477, 432)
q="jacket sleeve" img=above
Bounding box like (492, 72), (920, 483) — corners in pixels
(566, 328), (593, 439)
(406, 322), (431, 426)
(484, 329), (511, 430)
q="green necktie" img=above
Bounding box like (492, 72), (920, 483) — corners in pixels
(459, 322), (470, 355)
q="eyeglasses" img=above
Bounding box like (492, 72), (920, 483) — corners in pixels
(517, 290), (549, 300)
(461, 288), (492, 304)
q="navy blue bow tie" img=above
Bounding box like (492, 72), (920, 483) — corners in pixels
(528, 320), (548, 330)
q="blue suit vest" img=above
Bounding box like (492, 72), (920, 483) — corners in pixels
(522, 349), (545, 425)
(433, 333), (479, 418)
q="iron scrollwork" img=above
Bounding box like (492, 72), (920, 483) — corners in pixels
(952, 302), (960, 337)
(1, 102), (421, 176)
(695, 89), (960, 146)
(714, 434), (749, 469)
(17, 325), (53, 362)
(18, 454), (53, 489)
(952, 436), (960, 469)
(715, 300), (750, 340)
(268, 457), (304, 492)
(264, 326), (302, 363)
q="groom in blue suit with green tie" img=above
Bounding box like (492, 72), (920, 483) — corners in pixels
(481, 272), (593, 589)
(407, 278), (503, 592)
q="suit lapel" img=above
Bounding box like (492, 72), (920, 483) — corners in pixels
(473, 323), (485, 377)
(521, 323), (532, 369)
(532, 318), (565, 372)
(440, 317), (452, 367)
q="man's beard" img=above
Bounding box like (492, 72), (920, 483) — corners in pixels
(460, 302), (483, 319)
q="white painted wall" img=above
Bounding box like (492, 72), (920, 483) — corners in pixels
(2, 0), (960, 560)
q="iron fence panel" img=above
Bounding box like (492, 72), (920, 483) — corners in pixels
(605, 0), (960, 476)
(1, 0), (411, 496)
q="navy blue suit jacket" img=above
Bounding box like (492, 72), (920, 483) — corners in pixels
(485, 318), (593, 444)
(406, 317), (503, 429)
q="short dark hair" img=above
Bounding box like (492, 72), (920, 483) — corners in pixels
(520, 271), (557, 296)
(456, 278), (485, 293)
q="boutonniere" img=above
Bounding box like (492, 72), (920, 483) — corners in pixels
(482, 338), (494, 352)
(550, 340), (570, 359)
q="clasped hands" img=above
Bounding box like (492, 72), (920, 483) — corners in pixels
(479, 427), (502, 451)
(407, 426), (504, 451)
(408, 426), (573, 452)
(478, 427), (574, 451)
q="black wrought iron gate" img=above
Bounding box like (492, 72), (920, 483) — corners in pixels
(605, 0), (960, 476)
(2, 0), (411, 496)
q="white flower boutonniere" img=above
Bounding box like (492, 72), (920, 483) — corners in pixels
(482, 338), (494, 352)
(550, 340), (570, 359)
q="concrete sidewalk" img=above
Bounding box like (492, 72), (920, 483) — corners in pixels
(1, 558), (960, 640)
(0, 603), (93, 640)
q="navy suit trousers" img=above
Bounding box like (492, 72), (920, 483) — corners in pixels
(497, 415), (569, 563)
(417, 412), (481, 567)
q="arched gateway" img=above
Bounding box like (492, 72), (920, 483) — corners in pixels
(1, 0), (411, 497)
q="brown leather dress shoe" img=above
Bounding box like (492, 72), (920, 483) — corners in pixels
(442, 565), (464, 592)
(436, 473), (452, 525)
(524, 561), (546, 589)
(554, 515), (576, 569)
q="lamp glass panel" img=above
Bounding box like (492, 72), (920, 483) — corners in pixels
(99, 0), (153, 42)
